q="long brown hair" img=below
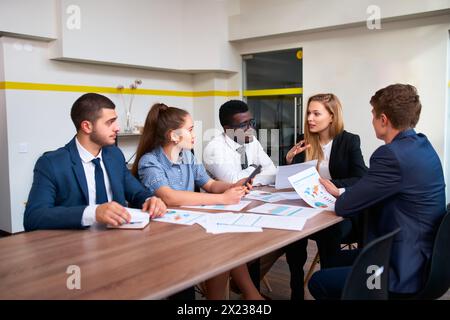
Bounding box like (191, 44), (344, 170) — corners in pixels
(131, 103), (189, 176)
(304, 93), (344, 162)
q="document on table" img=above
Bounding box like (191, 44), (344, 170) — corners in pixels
(245, 190), (285, 203)
(248, 203), (322, 219)
(275, 160), (317, 189)
(182, 200), (252, 212)
(276, 191), (301, 200)
(198, 213), (263, 234)
(107, 208), (150, 229)
(153, 209), (207, 225)
(199, 212), (307, 232)
(288, 167), (336, 210)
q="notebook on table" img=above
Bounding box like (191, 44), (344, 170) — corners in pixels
(107, 208), (150, 230)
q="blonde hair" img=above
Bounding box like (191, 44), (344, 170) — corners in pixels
(304, 93), (344, 162)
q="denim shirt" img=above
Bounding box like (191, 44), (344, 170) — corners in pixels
(138, 146), (211, 194)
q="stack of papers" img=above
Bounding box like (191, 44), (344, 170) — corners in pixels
(276, 191), (301, 200)
(275, 160), (317, 189)
(198, 212), (307, 234)
(182, 200), (252, 212)
(153, 209), (309, 234)
(248, 203), (322, 219)
(153, 209), (206, 225)
(245, 190), (285, 203)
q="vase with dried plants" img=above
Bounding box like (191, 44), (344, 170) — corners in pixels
(117, 79), (142, 133)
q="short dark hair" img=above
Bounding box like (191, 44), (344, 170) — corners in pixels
(219, 100), (249, 127)
(70, 93), (116, 130)
(370, 84), (421, 130)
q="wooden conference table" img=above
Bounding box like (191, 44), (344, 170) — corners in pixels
(0, 188), (342, 299)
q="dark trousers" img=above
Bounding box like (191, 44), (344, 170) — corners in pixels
(307, 249), (418, 300)
(284, 219), (354, 300)
(308, 250), (359, 300)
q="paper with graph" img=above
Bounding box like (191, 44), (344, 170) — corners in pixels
(182, 200), (252, 212)
(288, 167), (336, 210)
(248, 203), (322, 219)
(201, 212), (307, 233)
(244, 190), (285, 203)
(153, 209), (207, 225)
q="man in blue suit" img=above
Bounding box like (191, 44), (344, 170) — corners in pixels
(24, 93), (167, 231)
(309, 84), (446, 299)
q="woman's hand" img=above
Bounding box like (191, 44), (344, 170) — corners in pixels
(286, 140), (311, 164)
(234, 177), (253, 192)
(222, 186), (247, 204)
(319, 178), (339, 197)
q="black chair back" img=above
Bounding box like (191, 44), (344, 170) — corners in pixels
(341, 228), (401, 300)
(413, 206), (450, 300)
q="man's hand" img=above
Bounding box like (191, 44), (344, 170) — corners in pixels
(319, 178), (339, 197)
(142, 196), (167, 218)
(95, 201), (131, 226)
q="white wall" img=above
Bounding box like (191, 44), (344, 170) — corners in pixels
(0, 36), (200, 233)
(230, 0), (450, 41)
(47, 0), (240, 72)
(236, 14), (450, 200)
(0, 0), (57, 40)
(445, 31), (450, 202)
(0, 41), (12, 233)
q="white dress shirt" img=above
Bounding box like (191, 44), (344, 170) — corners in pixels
(315, 139), (345, 196)
(75, 138), (113, 226)
(203, 133), (277, 185)
(318, 139), (333, 180)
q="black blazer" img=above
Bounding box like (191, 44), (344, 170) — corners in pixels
(291, 130), (368, 188)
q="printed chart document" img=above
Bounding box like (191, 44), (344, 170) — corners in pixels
(275, 160), (317, 189)
(288, 167), (336, 210)
(199, 213), (263, 234)
(182, 200), (252, 212)
(200, 212), (307, 233)
(107, 208), (150, 229)
(248, 203), (322, 219)
(245, 190), (285, 203)
(276, 191), (301, 200)
(153, 209), (207, 225)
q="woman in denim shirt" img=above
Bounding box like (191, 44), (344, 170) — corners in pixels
(132, 103), (263, 300)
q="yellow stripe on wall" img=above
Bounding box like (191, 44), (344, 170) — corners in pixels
(243, 87), (303, 97)
(0, 81), (240, 97)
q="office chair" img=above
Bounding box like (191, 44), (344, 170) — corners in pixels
(407, 205), (450, 300)
(341, 228), (400, 300)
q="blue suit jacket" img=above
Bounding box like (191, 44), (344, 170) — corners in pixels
(335, 129), (446, 293)
(24, 138), (153, 231)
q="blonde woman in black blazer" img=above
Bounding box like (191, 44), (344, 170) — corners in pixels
(283, 93), (367, 300)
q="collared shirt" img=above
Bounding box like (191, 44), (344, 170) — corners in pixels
(203, 133), (277, 185)
(138, 146), (211, 194)
(318, 139), (333, 180)
(75, 138), (113, 226)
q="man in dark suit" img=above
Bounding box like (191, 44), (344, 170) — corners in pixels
(309, 84), (446, 299)
(24, 93), (167, 231)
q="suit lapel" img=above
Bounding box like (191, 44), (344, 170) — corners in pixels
(67, 138), (89, 204)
